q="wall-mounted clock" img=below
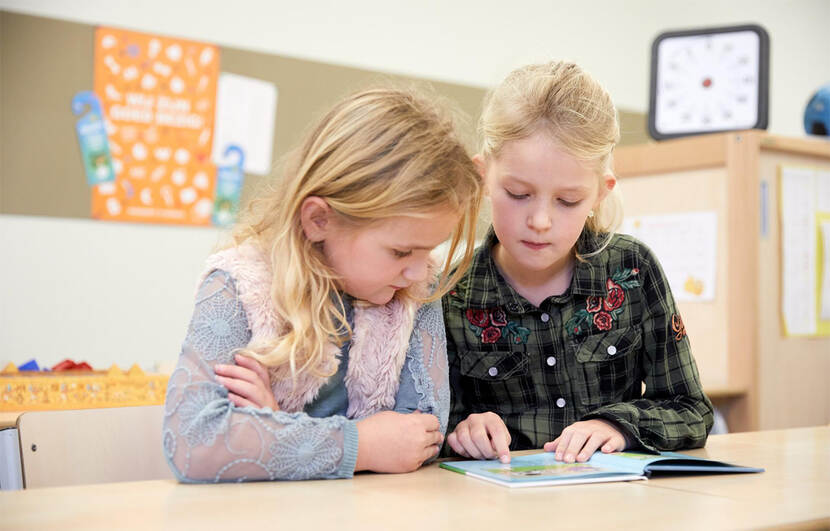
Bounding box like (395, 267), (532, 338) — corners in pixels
(648, 24), (770, 140)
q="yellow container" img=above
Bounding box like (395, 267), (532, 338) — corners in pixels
(0, 363), (169, 411)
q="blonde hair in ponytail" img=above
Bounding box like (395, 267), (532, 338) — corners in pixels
(479, 60), (622, 259)
(230, 88), (481, 378)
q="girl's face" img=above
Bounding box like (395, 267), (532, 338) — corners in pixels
(320, 207), (460, 305)
(479, 130), (615, 282)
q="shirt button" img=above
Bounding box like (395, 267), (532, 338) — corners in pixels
(556, 398), (566, 408)
(540, 313), (550, 322)
(607, 345), (617, 356)
(546, 356), (556, 367)
(488, 367), (498, 377)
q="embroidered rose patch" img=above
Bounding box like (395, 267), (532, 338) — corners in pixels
(672, 313), (687, 341)
(466, 308), (531, 345)
(565, 268), (640, 336)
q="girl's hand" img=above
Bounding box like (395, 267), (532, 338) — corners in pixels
(214, 354), (279, 411)
(446, 411), (511, 463)
(544, 419), (627, 462)
(355, 411), (444, 473)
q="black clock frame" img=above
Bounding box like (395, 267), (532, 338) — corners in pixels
(647, 24), (770, 141)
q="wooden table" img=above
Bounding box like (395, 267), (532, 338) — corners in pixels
(1, 426), (827, 530)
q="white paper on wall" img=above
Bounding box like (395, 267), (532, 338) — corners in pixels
(779, 167), (817, 336)
(212, 73), (278, 175)
(619, 211), (717, 302)
(821, 221), (830, 321)
(818, 170), (830, 212)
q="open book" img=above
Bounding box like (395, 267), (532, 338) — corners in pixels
(439, 450), (764, 488)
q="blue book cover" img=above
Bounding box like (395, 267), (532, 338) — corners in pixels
(440, 451), (763, 488)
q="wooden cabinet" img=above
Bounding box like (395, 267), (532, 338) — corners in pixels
(615, 132), (830, 432)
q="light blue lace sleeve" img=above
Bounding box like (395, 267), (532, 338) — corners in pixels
(162, 270), (359, 482)
(393, 300), (450, 438)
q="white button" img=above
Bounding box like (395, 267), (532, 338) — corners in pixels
(556, 398), (566, 408)
(607, 345), (617, 356)
(540, 313), (550, 322)
(488, 367), (498, 377)
(546, 356), (556, 367)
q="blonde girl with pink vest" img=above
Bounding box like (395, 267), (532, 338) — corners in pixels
(163, 88), (481, 481)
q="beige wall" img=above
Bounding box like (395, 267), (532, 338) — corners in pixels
(1, 0), (827, 137)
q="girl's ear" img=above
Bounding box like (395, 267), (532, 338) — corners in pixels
(472, 154), (490, 196)
(596, 172), (617, 203)
(300, 196), (332, 243)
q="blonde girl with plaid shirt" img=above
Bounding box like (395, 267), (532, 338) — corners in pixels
(444, 61), (713, 464)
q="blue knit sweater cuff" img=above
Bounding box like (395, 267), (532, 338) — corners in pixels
(336, 420), (359, 478)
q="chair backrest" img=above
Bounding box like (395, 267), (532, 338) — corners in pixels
(17, 406), (172, 488)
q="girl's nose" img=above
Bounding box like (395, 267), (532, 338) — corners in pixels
(402, 258), (429, 283)
(528, 204), (552, 231)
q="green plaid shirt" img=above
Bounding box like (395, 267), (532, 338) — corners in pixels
(443, 229), (713, 454)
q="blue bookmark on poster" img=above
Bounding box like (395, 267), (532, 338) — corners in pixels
(212, 145), (245, 228)
(72, 91), (115, 186)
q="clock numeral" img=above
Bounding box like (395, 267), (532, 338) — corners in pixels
(685, 49), (697, 64)
(736, 95), (748, 103)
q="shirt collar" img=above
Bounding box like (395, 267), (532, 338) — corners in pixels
(570, 229), (612, 297)
(450, 227), (608, 312)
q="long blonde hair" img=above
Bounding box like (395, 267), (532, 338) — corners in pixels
(479, 60), (622, 258)
(231, 88), (481, 377)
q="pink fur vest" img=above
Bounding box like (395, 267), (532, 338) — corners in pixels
(199, 243), (428, 420)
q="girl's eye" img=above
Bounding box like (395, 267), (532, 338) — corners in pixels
(505, 189), (529, 200)
(558, 198), (581, 207)
(392, 249), (412, 258)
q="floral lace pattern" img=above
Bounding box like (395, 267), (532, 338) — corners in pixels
(405, 300), (450, 435)
(163, 269), (449, 482)
(163, 270), (353, 482)
(184, 272), (251, 362)
(265, 420), (344, 480)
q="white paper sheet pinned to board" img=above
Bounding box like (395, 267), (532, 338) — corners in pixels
(779, 166), (830, 337)
(619, 211), (717, 302)
(212, 73), (277, 176)
(821, 221), (830, 321)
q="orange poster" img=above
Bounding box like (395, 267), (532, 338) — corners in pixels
(92, 27), (219, 225)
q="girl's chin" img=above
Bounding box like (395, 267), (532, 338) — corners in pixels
(353, 289), (396, 306)
(512, 255), (571, 274)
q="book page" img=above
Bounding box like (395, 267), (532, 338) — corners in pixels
(441, 452), (642, 487)
(589, 451), (669, 474)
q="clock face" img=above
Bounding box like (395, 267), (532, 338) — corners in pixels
(648, 25), (769, 140)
